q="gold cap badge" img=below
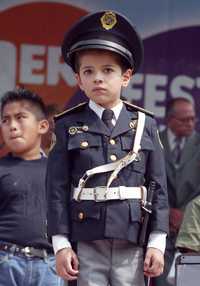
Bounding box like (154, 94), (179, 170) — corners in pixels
(100, 11), (117, 30)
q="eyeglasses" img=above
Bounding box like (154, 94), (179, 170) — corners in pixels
(173, 116), (198, 124)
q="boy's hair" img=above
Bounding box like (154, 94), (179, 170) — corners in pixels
(0, 88), (46, 120)
(74, 49), (130, 74)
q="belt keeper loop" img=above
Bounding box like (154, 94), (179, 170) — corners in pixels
(141, 186), (145, 206)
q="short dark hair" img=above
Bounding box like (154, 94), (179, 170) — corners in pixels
(74, 49), (130, 73)
(166, 97), (194, 119)
(0, 88), (46, 120)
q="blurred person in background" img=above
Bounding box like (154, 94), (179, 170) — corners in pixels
(154, 97), (200, 286)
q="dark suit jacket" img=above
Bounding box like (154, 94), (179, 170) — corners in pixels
(47, 102), (169, 243)
(160, 129), (200, 209)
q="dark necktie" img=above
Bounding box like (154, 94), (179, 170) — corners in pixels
(173, 137), (182, 165)
(102, 109), (114, 131)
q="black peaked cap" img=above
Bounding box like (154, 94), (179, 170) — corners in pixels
(61, 10), (143, 73)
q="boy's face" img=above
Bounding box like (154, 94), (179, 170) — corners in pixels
(75, 50), (132, 108)
(1, 101), (49, 159)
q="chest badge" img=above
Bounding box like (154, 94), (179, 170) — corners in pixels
(68, 125), (89, 135)
(69, 127), (77, 135)
(129, 120), (137, 130)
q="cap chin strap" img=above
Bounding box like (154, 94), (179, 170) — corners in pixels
(78, 111), (146, 189)
(68, 38), (134, 68)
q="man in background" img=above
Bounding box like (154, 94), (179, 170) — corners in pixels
(154, 97), (200, 286)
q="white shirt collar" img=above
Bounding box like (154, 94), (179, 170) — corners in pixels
(167, 128), (185, 150)
(89, 100), (123, 121)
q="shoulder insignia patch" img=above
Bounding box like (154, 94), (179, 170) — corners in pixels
(123, 101), (154, 117)
(54, 102), (87, 121)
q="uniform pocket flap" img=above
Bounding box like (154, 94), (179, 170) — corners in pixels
(121, 135), (134, 150)
(141, 137), (154, 151)
(71, 203), (101, 222)
(68, 133), (102, 150)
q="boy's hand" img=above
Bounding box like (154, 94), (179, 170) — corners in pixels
(143, 247), (164, 277)
(56, 247), (79, 281)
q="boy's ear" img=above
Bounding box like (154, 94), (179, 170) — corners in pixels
(38, 119), (49, 135)
(75, 73), (84, 91)
(122, 69), (133, 87)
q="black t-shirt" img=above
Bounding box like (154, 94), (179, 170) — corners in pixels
(0, 154), (52, 250)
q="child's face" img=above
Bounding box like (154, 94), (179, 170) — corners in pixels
(1, 101), (49, 159)
(75, 50), (132, 108)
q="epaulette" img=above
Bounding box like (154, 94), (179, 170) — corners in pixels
(123, 101), (154, 117)
(54, 102), (87, 121)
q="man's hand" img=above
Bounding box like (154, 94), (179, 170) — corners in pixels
(56, 247), (79, 281)
(143, 247), (164, 277)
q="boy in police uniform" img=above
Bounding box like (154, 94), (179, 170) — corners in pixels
(47, 11), (169, 286)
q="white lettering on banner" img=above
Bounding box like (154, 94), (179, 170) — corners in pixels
(126, 73), (200, 117)
(47, 46), (76, 86)
(144, 74), (167, 117)
(0, 41), (76, 91)
(170, 75), (194, 103)
(196, 78), (200, 88)
(0, 40), (199, 112)
(0, 41), (16, 96)
(128, 74), (144, 100)
(20, 44), (46, 84)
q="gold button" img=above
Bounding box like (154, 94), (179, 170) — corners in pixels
(80, 141), (89, 148)
(82, 125), (89, 132)
(78, 212), (84, 220)
(110, 154), (117, 161)
(109, 138), (116, 145)
(69, 126), (77, 135)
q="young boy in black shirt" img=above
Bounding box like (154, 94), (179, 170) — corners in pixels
(0, 89), (64, 286)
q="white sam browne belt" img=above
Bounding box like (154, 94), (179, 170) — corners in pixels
(73, 111), (147, 203)
(73, 186), (147, 202)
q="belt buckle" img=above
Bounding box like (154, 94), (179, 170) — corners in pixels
(94, 187), (107, 202)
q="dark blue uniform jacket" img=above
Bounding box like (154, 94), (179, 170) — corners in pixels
(47, 102), (169, 243)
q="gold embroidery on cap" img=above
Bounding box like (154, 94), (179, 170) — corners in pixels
(100, 11), (117, 30)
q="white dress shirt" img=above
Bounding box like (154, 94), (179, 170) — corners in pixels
(52, 99), (166, 254)
(167, 128), (185, 152)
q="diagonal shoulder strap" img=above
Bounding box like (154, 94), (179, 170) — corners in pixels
(78, 111), (146, 189)
(106, 111), (145, 187)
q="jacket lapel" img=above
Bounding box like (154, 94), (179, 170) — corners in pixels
(74, 105), (111, 136)
(111, 104), (137, 138)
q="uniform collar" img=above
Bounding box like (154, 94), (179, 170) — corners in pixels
(89, 100), (123, 121)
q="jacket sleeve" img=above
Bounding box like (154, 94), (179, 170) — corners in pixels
(46, 118), (71, 239)
(146, 117), (169, 234)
